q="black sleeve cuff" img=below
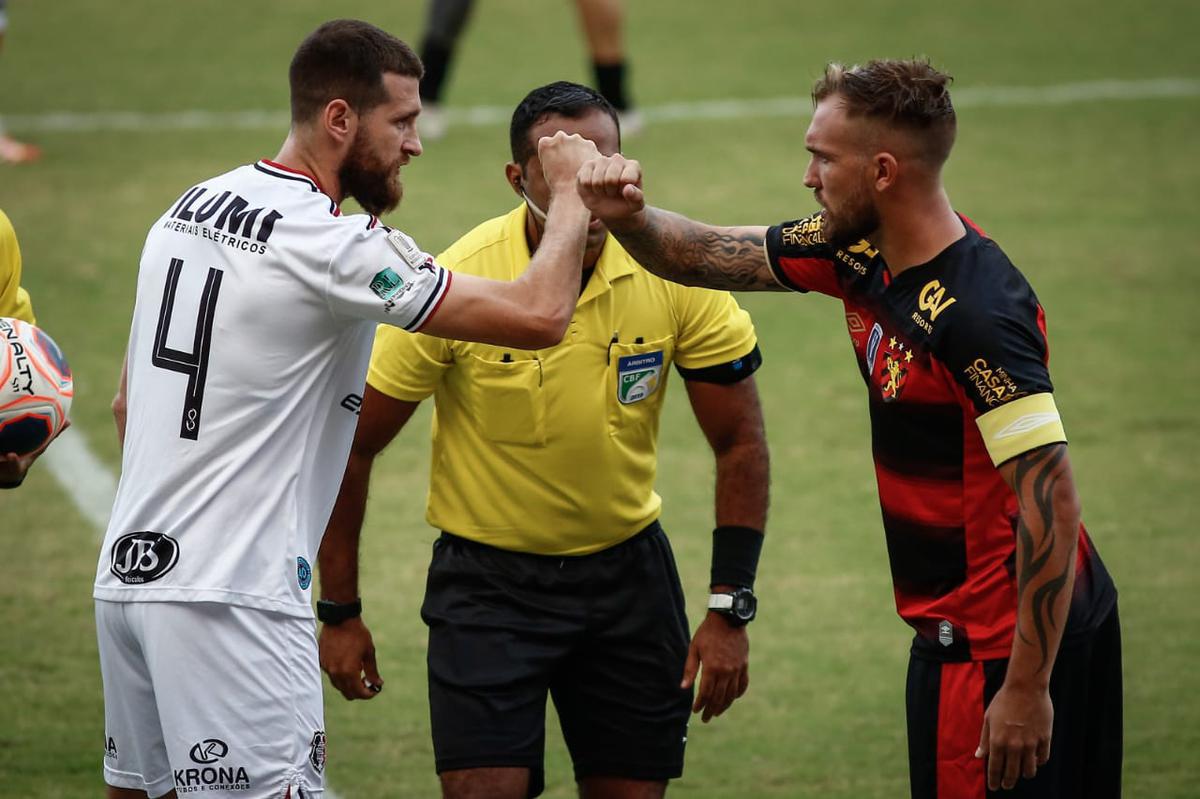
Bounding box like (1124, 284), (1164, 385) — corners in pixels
(675, 344), (762, 385)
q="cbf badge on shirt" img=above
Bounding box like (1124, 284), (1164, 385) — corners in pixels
(617, 351), (663, 404)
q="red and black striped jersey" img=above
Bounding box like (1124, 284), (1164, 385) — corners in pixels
(765, 212), (1116, 661)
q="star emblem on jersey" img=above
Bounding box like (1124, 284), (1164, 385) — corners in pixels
(877, 336), (910, 402)
(616, 351), (663, 404)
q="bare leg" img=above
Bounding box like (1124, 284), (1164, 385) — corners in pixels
(441, 766), (531, 799)
(579, 776), (667, 799)
(573, 0), (624, 64)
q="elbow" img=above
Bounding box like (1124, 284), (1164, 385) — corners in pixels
(1050, 479), (1082, 532)
(521, 309), (572, 349)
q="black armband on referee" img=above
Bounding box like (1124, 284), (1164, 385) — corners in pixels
(710, 525), (764, 589)
(675, 345), (762, 385)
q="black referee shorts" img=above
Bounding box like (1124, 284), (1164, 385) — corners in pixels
(419, 521), (693, 798)
(906, 604), (1122, 799)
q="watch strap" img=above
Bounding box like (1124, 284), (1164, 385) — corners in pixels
(316, 597), (362, 625)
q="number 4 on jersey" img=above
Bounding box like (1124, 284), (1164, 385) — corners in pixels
(152, 257), (223, 440)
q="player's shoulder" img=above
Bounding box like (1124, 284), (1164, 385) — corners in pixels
(933, 220), (1038, 316)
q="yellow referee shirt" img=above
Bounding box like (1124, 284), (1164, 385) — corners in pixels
(0, 210), (36, 323)
(368, 204), (758, 555)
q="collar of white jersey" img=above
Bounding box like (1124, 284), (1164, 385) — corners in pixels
(254, 159), (342, 217)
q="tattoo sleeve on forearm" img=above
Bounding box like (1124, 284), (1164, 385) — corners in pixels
(1011, 443), (1074, 674)
(613, 209), (782, 291)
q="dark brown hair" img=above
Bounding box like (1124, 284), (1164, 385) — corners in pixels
(289, 19), (423, 123)
(812, 59), (956, 165)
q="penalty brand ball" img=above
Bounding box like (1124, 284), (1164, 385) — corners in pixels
(0, 317), (73, 456)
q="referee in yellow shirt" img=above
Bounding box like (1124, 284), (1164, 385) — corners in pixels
(1, 207), (57, 488)
(318, 83), (768, 799)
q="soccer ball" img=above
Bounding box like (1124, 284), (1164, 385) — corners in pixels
(0, 317), (73, 456)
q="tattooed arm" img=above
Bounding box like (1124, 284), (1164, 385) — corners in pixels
(976, 442), (1081, 791)
(575, 154), (786, 291)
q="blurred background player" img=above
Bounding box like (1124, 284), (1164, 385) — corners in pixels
(0, 0), (42, 163)
(1, 208), (61, 487)
(418, 0), (641, 139)
(95, 20), (599, 799)
(577, 59), (1121, 798)
(318, 81), (766, 799)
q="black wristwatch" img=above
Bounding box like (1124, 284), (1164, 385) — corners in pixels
(708, 587), (757, 626)
(316, 598), (362, 625)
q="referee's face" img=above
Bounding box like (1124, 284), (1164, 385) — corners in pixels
(803, 98), (881, 249)
(511, 109), (620, 260)
(339, 72), (423, 216)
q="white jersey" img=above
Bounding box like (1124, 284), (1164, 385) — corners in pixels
(94, 160), (451, 617)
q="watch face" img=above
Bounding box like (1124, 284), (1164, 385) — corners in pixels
(733, 593), (757, 620)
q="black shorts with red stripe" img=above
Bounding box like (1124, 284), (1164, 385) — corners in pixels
(905, 603), (1122, 799)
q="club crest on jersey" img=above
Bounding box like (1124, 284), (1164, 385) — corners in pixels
(309, 731), (327, 773)
(877, 335), (913, 403)
(617, 351), (663, 404)
(297, 556), (312, 590)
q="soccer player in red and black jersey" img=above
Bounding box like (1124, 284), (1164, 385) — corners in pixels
(576, 59), (1121, 798)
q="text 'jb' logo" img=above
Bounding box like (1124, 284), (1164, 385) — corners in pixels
(110, 532), (180, 584)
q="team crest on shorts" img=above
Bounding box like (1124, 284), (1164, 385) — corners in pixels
(616, 351), (663, 405)
(297, 556), (312, 590)
(938, 620), (954, 647)
(877, 335), (912, 403)
(309, 731), (327, 773)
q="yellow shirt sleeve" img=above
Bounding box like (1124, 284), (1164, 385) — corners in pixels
(0, 209), (36, 324)
(670, 284), (757, 370)
(366, 321), (453, 401)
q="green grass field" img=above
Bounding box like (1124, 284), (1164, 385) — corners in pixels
(2, 1), (1198, 796)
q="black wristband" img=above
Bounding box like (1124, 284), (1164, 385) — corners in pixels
(316, 598), (362, 625)
(710, 525), (764, 589)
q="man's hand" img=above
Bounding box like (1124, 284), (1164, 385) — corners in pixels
(319, 617), (384, 701)
(680, 612), (750, 723)
(538, 131), (602, 194)
(576, 153), (646, 229)
(0, 419), (69, 488)
(975, 682), (1053, 790)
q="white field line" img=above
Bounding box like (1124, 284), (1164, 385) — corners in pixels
(41, 425), (117, 531)
(41, 431), (346, 799)
(5, 77), (1198, 134)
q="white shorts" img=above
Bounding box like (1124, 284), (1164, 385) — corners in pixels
(96, 600), (326, 798)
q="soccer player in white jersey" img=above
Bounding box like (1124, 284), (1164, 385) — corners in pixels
(95, 19), (597, 799)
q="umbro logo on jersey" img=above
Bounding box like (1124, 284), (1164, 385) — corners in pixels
(994, 411), (1060, 439)
(109, 532), (180, 584)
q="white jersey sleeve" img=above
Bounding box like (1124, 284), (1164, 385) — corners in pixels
(325, 226), (451, 331)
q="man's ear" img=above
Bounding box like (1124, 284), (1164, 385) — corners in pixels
(323, 99), (356, 147)
(873, 151), (899, 192)
(504, 162), (524, 197)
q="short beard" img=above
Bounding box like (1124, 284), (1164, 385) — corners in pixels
(822, 191), (880, 252)
(339, 130), (402, 217)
